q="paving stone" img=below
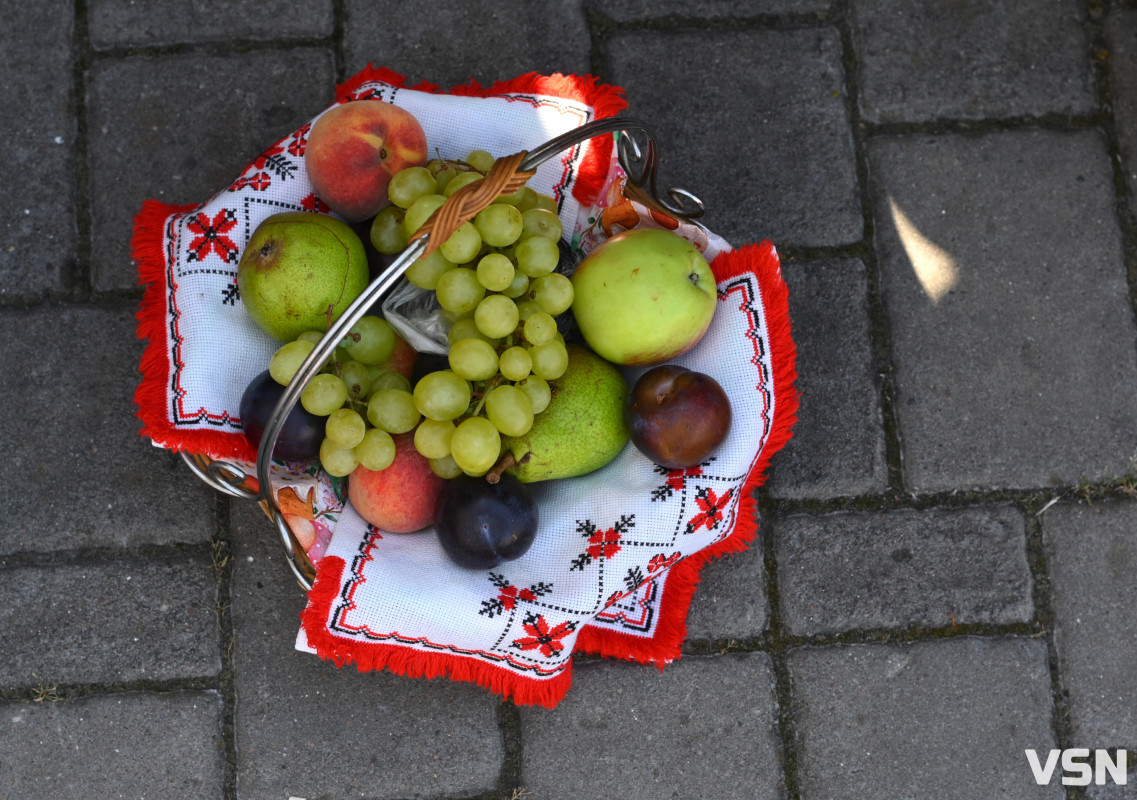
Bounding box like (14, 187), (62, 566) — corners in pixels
(789, 637), (1061, 800)
(519, 653), (785, 799)
(343, 0), (591, 90)
(0, 690), (224, 799)
(767, 258), (887, 500)
(88, 0), (334, 48)
(868, 129), (1137, 492)
(0, 0), (76, 297)
(598, 0), (832, 19)
(0, 553), (219, 688)
(684, 530), (769, 640)
(775, 504), (1033, 637)
(1107, 8), (1137, 205)
(849, 0), (1097, 123)
(85, 48), (335, 292)
(1043, 500), (1137, 747)
(0, 305), (216, 555)
(1086, 755), (1137, 800)
(605, 27), (862, 248)
(228, 500), (503, 800)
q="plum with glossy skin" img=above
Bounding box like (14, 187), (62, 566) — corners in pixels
(239, 369), (323, 462)
(435, 473), (539, 569)
(625, 365), (732, 469)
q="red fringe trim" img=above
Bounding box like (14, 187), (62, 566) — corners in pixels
(574, 241), (798, 665)
(301, 555), (572, 709)
(336, 65), (627, 207)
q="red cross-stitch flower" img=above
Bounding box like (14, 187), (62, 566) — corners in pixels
(686, 486), (734, 534)
(570, 515), (635, 571)
(479, 574), (553, 618)
(498, 584), (537, 611)
(186, 208), (239, 263)
(651, 463), (706, 501)
(300, 193), (331, 213)
(587, 527), (622, 560)
(511, 613), (577, 658)
(287, 125), (310, 157)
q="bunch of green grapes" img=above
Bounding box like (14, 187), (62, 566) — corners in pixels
(368, 150), (575, 479)
(266, 314), (416, 478)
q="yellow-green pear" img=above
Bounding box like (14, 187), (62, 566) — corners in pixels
(237, 211), (369, 342)
(502, 344), (629, 482)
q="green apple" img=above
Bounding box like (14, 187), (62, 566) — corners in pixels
(237, 211), (369, 342)
(570, 228), (717, 366)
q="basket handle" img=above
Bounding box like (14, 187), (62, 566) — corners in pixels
(210, 115), (706, 590)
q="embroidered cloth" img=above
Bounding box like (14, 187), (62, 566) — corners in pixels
(133, 67), (797, 708)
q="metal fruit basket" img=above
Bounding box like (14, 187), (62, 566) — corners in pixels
(182, 117), (707, 590)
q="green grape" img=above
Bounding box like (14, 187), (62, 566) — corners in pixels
(521, 208), (563, 242)
(430, 454), (464, 480)
(340, 360), (372, 400)
(403, 193), (447, 236)
(405, 250), (456, 290)
(432, 162), (460, 194)
(498, 345), (532, 381)
(450, 416), (501, 475)
(517, 375), (551, 414)
(301, 373), (348, 416)
(448, 337), (499, 381)
(370, 205), (408, 254)
(341, 316), (396, 365)
(475, 252), (514, 291)
(530, 272), (575, 316)
(515, 235), (560, 277)
(535, 193), (558, 213)
(439, 221), (482, 264)
(466, 149), (495, 173)
(500, 271), (530, 299)
(474, 203), (524, 248)
(496, 185), (538, 212)
(320, 438), (359, 477)
(412, 370), (472, 421)
(414, 418), (455, 459)
(447, 315), (500, 348)
(474, 294), (520, 339)
(325, 407), (367, 449)
(296, 330), (325, 346)
(529, 340), (569, 381)
(269, 339), (315, 386)
(388, 166), (437, 209)
(435, 268), (485, 314)
(444, 171), (482, 197)
(522, 311), (558, 346)
(516, 299), (543, 322)
(366, 388), (421, 434)
(366, 367), (411, 393)
(355, 428), (396, 471)
(485, 384), (534, 437)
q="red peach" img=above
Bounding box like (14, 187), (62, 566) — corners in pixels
(379, 332), (417, 379)
(348, 432), (445, 533)
(305, 100), (429, 223)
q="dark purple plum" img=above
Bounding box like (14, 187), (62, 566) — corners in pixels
(239, 369), (323, 462)
(435, 473), (539, 569)
(625, 365), (732, 469)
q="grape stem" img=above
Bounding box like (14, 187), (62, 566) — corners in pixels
(485, 451), (517, 484)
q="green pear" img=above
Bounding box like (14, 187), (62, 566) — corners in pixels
(502, 344), (630, 483)
(237, 211), (369, 342)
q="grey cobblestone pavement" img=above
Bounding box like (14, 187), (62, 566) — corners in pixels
(3, 1), (1137, 798)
